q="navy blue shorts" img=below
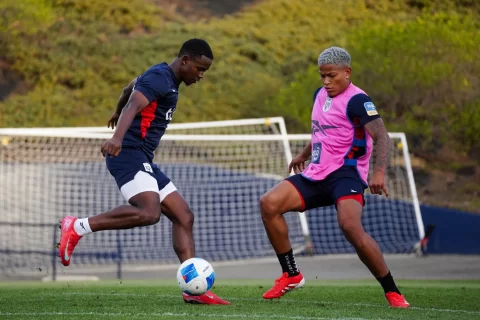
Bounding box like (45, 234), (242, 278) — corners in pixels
(106, 148), (177, 202)
(286, 167), (367, 211)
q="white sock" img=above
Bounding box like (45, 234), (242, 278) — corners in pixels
(74, 218), (92, 236)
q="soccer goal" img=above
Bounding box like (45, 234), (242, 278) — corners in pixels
(288, 133), (425, 254)
(0, 117), (311, 278)
(0, 118), (424, 279)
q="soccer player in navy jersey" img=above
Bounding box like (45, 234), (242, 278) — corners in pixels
(57, 38), (230, 305)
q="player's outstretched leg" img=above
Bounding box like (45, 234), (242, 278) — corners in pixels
(336, 198), (410, 308)
(259, 180), (305, 299)
(58, 191), (161, 266)
(160, 191), (230, 305)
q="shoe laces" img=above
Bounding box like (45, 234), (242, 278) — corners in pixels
(386, 292), (404, 301)
(274, 272), (289, 284)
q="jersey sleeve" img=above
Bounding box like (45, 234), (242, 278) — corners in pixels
(347, 93), (380, 127)
(133, 71), (169, 103)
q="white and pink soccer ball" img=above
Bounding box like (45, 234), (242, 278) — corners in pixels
(176, 257), (216, 296)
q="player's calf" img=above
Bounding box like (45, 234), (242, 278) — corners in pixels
(160, 191), (195, 261)
(170, 213), (194, 261)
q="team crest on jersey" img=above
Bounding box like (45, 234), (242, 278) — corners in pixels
(364, 102), (378, 116)
(143, 163), (153, 173)
(322, 97), (333, 112)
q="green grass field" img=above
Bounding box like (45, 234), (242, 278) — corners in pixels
(0, 279), (479, 320)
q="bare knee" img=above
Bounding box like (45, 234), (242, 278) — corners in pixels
(162, 202), (195, 230)
(129, 192), (161, 226)
(138, 208), (161, 226)
(260, 181), (301, 221)
(135, 202), (161, 226)
(177, 207), (194, 229)
(338, 218), (366, 246)
(259, 193), (280, 220)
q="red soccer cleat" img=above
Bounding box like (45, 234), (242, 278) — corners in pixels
(58, 216), (82, 266)
(182, 290), (230, 305)
(385, 292), (410, 308)
(263, 272), (305, 299)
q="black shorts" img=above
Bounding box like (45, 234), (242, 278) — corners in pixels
(105, 148), (177, 202)
(286, 167), (367, 211)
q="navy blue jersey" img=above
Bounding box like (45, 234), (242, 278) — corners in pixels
(122, 63), (179, 160)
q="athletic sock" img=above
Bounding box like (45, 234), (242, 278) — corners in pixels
(73, 218), (92, 236)
(377, 271), (401, 294)
(277, 248), (300, 277)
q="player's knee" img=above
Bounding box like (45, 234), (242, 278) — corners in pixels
(129, 193), (161, 225)
(166, 204), (194, 229)
(338, 218), (363, 241)
(138, 209), (161, 226)
(259, 193), (279, 219)
(178, 207), (194, 229)
(338, 219), (364, 244)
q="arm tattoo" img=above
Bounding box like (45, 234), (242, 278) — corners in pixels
(365, 118), (390, 173)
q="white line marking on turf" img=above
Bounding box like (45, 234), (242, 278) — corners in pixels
(0, 312), (369, 320)
(57, 292), (480, 316)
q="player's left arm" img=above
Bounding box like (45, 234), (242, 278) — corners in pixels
(365, 118), (390, 197)
(348, 94), (390, 197)
(102, 71), (169, 157)
(107, 78), (138, 129)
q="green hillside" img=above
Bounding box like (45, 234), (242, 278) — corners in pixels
(0, 0), (479, 211)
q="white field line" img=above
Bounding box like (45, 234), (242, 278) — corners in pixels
(0, 311), (372, 320)
(28, 292), (480, 316)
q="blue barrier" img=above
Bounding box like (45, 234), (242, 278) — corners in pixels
(306, 195), (421, 255)
(5, 160), (463, 280)
(421, 205), (480, 254)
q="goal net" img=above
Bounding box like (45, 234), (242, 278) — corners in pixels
(0, 118), (423, 279)
(288, 133), (424, 254)
(0, 118), (309, 277)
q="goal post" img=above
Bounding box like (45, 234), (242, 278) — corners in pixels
(395, 132), (425, 240)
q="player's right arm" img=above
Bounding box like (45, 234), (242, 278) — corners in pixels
(101, 91), (150, 157)
(289, 141), (312, 174)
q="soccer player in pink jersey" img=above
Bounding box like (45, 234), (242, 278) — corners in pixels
(260, 47), (409, 308)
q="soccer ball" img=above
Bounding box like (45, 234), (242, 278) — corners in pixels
(176, 257), (215, 296)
